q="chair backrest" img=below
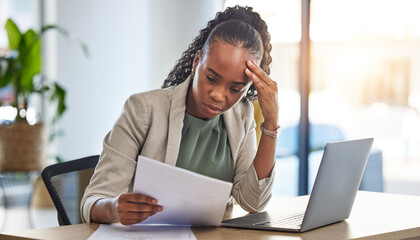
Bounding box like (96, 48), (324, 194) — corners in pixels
(41, 155), (99, 226)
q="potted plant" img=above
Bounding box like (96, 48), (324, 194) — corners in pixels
(0, 18), (88, 171)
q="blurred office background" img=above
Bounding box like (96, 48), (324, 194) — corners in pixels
(1, 0), (420, 232)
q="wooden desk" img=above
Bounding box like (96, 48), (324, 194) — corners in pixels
(1, 191), (420, 240)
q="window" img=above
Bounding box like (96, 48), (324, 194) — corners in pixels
(226, 0), (420, 196)
(311, 0), (420, 195)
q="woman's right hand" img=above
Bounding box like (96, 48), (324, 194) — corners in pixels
(111, 193), (163, 225)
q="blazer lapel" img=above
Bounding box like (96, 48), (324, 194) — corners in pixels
(164, 76), (191, 166)
(223, 109), (242, 166)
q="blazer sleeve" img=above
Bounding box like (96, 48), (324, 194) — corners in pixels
(80, 94), (150, 223)
(231, 111), (275, 213)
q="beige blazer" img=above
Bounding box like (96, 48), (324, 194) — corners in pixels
(81, 76), (275, 223)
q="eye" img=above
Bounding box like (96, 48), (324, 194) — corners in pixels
(230, 87), (243, 94)
(206, 75), (217, 83)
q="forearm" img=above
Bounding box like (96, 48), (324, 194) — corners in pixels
(246, 60), (279, 180)
(90, 197), (118, 223)
(253, 121), (277, 180)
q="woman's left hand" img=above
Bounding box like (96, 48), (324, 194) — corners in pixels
(245, 60), (279, 129)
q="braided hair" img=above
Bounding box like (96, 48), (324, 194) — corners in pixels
(162, 5), (272, 102)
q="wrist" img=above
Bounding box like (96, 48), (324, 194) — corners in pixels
(262, 121), (278, 131)
(91, 198), (118, 223)
(260, 122), (281, 138)
(109, 197), (119, 222)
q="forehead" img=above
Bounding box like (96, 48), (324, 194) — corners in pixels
(201, 41), (254, 82)
(204, 41), (254, 64)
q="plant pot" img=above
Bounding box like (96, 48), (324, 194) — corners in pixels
(0, 121), (46, 171)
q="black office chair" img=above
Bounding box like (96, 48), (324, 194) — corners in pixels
(41, 155), (99, 226)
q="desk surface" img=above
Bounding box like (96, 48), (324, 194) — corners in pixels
(1, 191), (420, 240)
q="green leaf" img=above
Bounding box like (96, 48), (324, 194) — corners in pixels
(0, 57), (17, 87)
(20, 29), (41, 93)
(49, 129), (65, 142)
(34, 85), (50, 94)
(2, 19), (22, 88)
(55, 155), (64, 163)
(51, 82), (67, 123)
(0, 68), (14, 88)
(41, 25), (90, 57)
(5, 19), (22, 50)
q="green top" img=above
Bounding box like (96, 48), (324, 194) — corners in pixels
(176, 112), (234, 182)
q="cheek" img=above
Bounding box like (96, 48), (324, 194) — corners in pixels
(193, 77), (209, 102)
(195, 77), (207, 94)
(226, 93), (245, 108)
(231, 85), (251, 105)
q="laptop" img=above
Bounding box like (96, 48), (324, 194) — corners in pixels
(221, 138), (374, 233)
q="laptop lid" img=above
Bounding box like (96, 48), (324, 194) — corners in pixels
(300, 138), (374, 232)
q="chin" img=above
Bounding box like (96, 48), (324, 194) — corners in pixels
(202, 107), (223, 119)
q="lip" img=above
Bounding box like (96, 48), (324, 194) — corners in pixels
(203, 103), (222, 115)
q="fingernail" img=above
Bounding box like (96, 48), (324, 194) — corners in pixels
(157, 206), (163, 212)
(152, 199), (158, 205)
(245, 68), (251, 74)
(248, 60), (254, 66)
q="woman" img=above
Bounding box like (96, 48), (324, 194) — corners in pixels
(81, 5), (279, 225)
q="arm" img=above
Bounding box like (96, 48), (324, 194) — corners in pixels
(245, 60), (279, 180)
(81, 94), (161, 225)
(229, 101), (276, 212)
(228, 60), (278, 213)
(230, 118), (275, 213)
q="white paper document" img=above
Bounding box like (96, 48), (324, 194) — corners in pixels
(133, 156), (233, 226)
(88, 223), (196, 240)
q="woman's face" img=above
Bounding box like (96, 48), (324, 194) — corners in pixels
(186, 41), (254, 120)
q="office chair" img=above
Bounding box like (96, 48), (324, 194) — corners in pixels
(41, 155), (99, 226)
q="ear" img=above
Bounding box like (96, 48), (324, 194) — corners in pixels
(192, 50), (201, 72)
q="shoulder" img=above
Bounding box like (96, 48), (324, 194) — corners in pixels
(124, 87), (176, 111)
(128, 87), (175, 104)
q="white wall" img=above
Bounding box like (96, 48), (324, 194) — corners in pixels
(48, 0), (223, 160)
(149, 0), (224, 89)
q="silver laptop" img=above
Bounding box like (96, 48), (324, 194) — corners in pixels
(221, 138), (374, 233)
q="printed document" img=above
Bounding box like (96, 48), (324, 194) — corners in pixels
(133, 156), (233, 226)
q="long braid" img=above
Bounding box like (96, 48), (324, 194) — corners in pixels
(162, 5), (272, 102)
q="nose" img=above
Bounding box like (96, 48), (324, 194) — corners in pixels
(209, 87), (225, 103)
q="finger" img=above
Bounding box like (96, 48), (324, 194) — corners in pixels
(121, 219), (142, 226)
(120, 193), (158, 205)
(122, 211), (158, 221)
(245, 66), (277, 95)
(120, 215), (150, 225)
(119, 207), (162, 225)
(119, 202), (163, 213)
(245, 68), (270, 95)
(130, 211), (159, 219)
(246, 60), (272, 84)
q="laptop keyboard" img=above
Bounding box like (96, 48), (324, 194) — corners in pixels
(254, 213), (304, 229)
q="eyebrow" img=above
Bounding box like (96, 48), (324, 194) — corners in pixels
(207, 67), (249, 86)
(207, 68), (222, 78)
